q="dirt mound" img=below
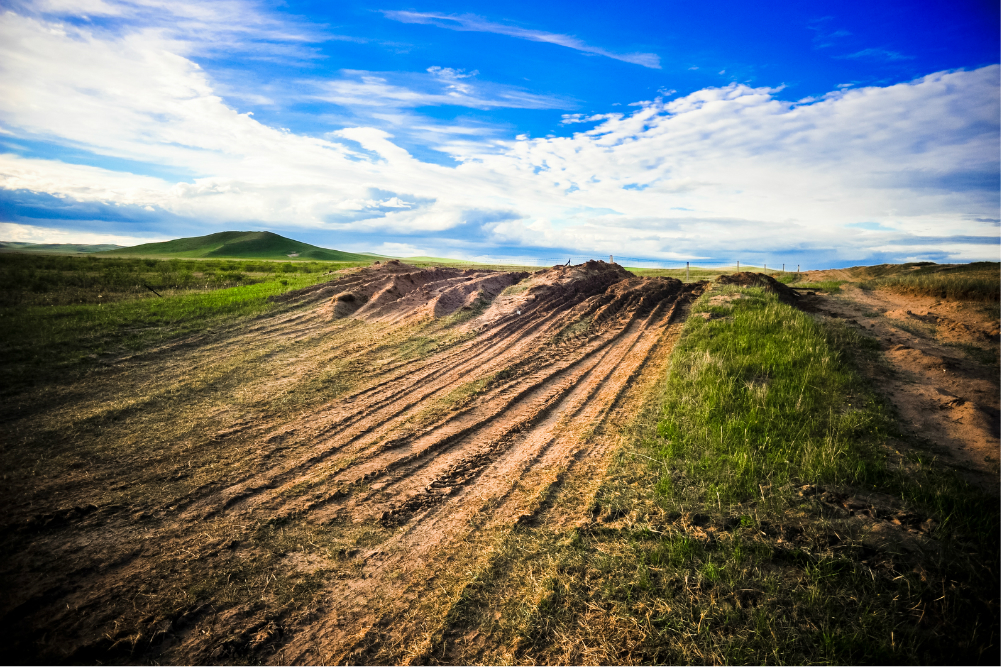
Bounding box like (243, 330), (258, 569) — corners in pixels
(270, 260), (530, 323)
(717, 271), (800, 304)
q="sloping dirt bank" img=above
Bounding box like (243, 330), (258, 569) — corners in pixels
(797, 282), (999, 489)
(0, 261), (703, 664)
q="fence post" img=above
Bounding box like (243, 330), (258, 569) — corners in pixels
(686, 261), (690, 282)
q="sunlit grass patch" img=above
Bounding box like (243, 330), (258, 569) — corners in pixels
(857, 262), (999, 302)
(790, 280), (845, 293)
(656, 284), (889, 504)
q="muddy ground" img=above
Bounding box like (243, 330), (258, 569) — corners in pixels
(0, 261), (996, 664)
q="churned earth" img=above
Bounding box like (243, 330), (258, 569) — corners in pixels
(0, 260), (703, 664)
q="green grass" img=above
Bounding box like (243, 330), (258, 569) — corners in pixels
(790, 280), (845, 293)
(99, 230), (374, 262)
(627, 266), (794, 283)
(0, 252), (366, 306)
(0, 270), (338, 395)
(847, 262), (999, 302)
(655, 284), (888, 502)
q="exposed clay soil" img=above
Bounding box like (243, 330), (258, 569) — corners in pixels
(0, 261), (702, 664)
(798, 280), (1000, 489)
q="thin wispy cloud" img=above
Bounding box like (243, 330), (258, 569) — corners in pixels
(839, 48), (915, 62)
(18, 0), (334, 62)
(313, 69), (568, 110)
(381, 10), (661, 69)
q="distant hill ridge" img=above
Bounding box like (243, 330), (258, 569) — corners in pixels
(0, 242), (124, 254)
(99, 231), (373, 262)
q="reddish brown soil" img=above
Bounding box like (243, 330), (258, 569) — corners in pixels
(0, 261), (702, 664)
(799, 282), (999, 489)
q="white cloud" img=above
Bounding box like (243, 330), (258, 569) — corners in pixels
(559, 113), (618, 125)
(382, 10), (661, 69)
(0, 221), (168, 245)
(839, 48), (915, 62)
(0, 4), (997, 264)
(313, 69), (566, 111)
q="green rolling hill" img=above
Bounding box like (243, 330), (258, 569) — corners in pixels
(0, 242), (124, 254)
(99, 231), (375, 262)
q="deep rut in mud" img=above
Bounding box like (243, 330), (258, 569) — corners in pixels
(0, 260), (702, 664)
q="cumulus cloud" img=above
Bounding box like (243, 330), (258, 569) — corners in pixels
(0, 3), (998, 265)
(382, 10), (661, 69)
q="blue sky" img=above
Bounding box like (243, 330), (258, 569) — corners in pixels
(0, 0), (998, 267)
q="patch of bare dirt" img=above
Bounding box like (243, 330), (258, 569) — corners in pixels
(0, 261), (702, 664)
(271, 260), (530, 324)
(800, 285), (999, 488)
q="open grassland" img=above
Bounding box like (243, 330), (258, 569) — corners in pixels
(0, 252), (370, 306)
(627, 266), (787, 283)
(0, 242), (124, 254)
(0, 253), (369, 394)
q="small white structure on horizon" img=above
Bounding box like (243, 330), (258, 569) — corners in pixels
(287, 252), (300, 257)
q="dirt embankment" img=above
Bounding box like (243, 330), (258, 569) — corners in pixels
(799, 286), (999, 487)
(0, 260), (703, 664)
(272, 260), (531, 323)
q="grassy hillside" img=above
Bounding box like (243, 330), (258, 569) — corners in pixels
(803, 261), (1000, 303)
(99, 231), (373, 262)
(0, 242), (124, 254)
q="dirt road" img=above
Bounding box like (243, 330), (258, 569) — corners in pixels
(0, 261), (702, 664)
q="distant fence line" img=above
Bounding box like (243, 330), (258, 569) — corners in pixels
(529, 256), (804, 272)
